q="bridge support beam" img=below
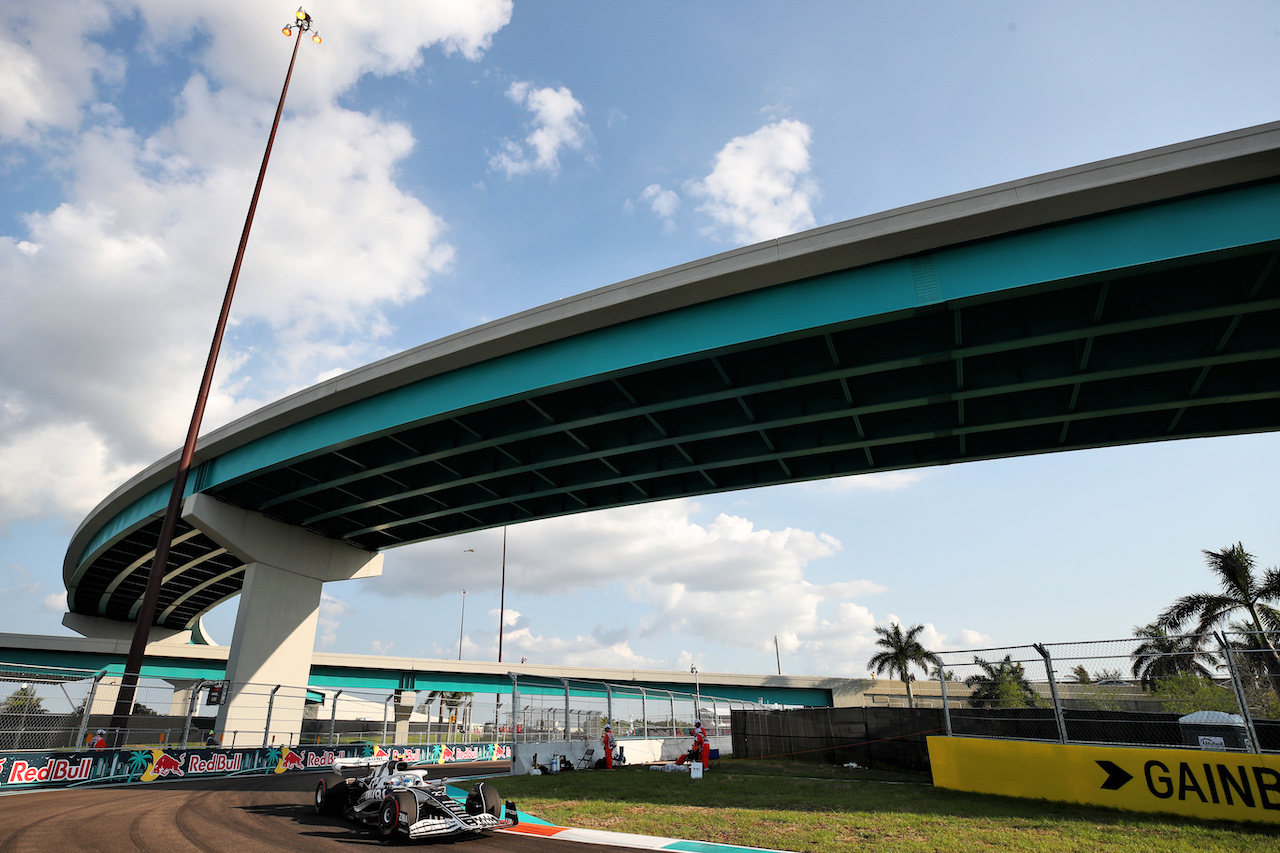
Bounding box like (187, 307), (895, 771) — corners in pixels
(182, 493), (383, 748)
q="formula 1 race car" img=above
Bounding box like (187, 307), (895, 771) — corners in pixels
(314, 755), (519, 841)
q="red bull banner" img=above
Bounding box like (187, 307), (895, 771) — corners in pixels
(0, 741), (512, 792)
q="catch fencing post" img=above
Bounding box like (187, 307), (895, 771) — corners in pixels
(329, 689), (342, 746)
(1033, 644), (1068, 745)
(264, 684), (280, 748)
(1218, 633), (1262, 754)
(640, 687), (648, 738)
(509, 673), (520, 770)
(183, 680), (208, 748)
(938, 666), (952, 736)
(76, 670), (106, 749)
(560, 678), (571, 741)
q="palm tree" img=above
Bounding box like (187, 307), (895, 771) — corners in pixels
(1129, 623), (1217, 690)
(867, 623), (940, 708)
(1157, 543), (1280, 694)
(964, 655), (1040, 709)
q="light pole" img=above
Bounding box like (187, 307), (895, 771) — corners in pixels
(110, 8), (322, 729)
(458, 548), (474, 660)
(497, 526), (507, 663)
(457, 589), (467, 660)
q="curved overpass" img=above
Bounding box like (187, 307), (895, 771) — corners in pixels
(66, 123), (1280, 644)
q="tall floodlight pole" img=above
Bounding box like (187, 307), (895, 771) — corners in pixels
(110, 9), (322, 730)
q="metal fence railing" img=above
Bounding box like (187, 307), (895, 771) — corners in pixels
(506, 674), (762, 744)
(0, 663), (765, 753)
(933, 630), (1279, 754)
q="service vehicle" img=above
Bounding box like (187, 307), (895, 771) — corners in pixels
(314, 755), (518, 841)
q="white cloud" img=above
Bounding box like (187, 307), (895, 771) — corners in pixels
(0, 1), (121, 142)
(489, 81), (589, 177)
(813, 470), (929, 493)
(690, 119), (818, 244)
(0, 563), (40, 597)
(375, 499), (896, 673)
(42, 591), (66, 613)
(639, 183), (680, 230)
(0, 1), (499, 521)
(317, 592), (350, 650)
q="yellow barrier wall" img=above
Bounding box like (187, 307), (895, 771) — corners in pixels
(927, 736), (1280, 824)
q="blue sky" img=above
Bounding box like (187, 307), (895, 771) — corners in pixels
(1, 1), (1279, 679)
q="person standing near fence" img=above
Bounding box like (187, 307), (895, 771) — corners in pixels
(601, 724), (615, 769)
(89, 729), (106, 749)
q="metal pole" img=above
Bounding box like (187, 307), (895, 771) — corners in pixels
(1218, 633), (1262, 754)
(560, 678), (571, 741)
(382, 693), (392, 746)
(1033, 644), (1067, 745)
(774, 635), (781, 675)
(457, 589), (467, 660)
(509, 673), (519, 771)
(76, 671), (105, 749)
(938, 664), (952, 737)
(264, 684), (280, 748)
(640, 688), (648, 739)
(111, 19), (314, 729)
(498, 527), (507, 664)
(329, 689), (342, 747)
(183, 680), (207, 748)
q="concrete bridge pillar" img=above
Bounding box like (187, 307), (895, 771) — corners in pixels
(182, 493), (383, 748)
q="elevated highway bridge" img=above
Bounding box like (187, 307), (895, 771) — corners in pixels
(58, 122), (1280, 738)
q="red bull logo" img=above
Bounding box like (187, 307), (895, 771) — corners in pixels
(7, 757), (94, 785)
(188, 753), (243, 774)
(304, 751), (337, 768)
(274, 748), (308, 773)
(140, 750), (186, 782)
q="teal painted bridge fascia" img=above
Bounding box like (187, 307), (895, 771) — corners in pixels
(76, 180), (1280, 571)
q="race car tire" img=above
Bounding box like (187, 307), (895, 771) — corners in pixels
(471, 782), (502, 817)
(393, 791), (418, 827)
(314, 775), (349, 815)
(377, 795), (400, 839)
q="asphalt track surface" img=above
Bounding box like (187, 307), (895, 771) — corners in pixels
(0, 763), (636, 853)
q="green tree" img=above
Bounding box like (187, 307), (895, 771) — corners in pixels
(965, 655), (1040, 709)
(1066, 665), (1092, 685)
(1129, 623), (1218, 689)
(1157, 543), (1280, 695)
(1, 685), (45, 714)
(1153, 675), (1239, 716)
(867, 623), (940, 709)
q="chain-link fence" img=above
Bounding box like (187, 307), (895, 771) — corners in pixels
(0, 662), (208, 751)
(934, 630), (1279, 753)
(506, 674), (761, 744)
(0, 663), (765, 753)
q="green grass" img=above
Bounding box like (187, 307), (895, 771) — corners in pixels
(493, 759), (1280, 852)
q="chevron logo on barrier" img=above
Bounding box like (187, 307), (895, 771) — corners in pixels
(1097, 760), (1133, 790)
